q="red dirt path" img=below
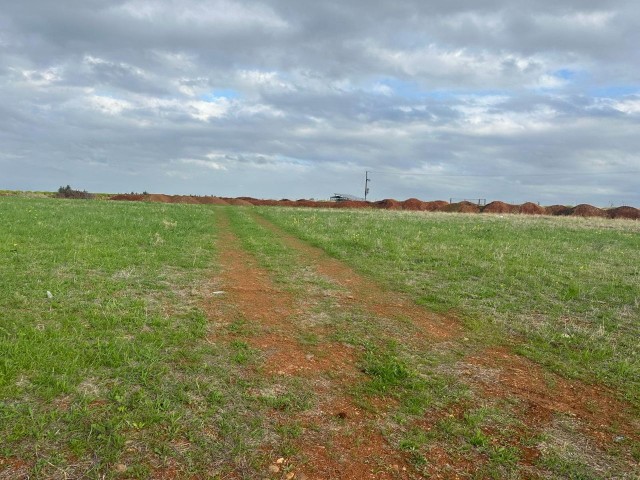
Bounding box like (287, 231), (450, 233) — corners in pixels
(208, 210), (415, 479)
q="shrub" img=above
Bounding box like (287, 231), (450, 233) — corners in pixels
(56, 185), (94, 200)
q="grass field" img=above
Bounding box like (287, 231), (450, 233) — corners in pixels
(1, 197), (638, 479)
(258, 208), (640, 406)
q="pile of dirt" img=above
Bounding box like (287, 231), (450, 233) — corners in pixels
(199, 196), (230, 205)
(482, 201), (518, 214)
(608, 206), (640, 219)
(110, 194), (145, 201)
(423, 200), (450, 211)
(518, 202), (546, 215)
(400, 198), (426, 210)
(569, 204), (608, 218)
(545, 205), (572, 216)
(223, 198), (252, 206)
(106, 194), (638, 220)
(374, 199), (402, 210)
(146, 194), (172, 203)
(333, 200), (371, 209)
(443, 201), (481, 213)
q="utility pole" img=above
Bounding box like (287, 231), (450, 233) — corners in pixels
(364, 171), (370, 201)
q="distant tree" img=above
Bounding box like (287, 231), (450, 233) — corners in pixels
(56, 185), (94, 199)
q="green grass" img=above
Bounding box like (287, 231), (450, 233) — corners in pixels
(0, 198), (286, 478)
(257, 207), (640, 406)
(3, 199), (638, 478)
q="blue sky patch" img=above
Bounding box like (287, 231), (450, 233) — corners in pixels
(201, 89), (240, 101)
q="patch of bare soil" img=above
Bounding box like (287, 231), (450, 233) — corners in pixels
(0, 457), (30, 480)
(209, 211), (415, 479)
(252, 214), (461, 341)
(459, 347), (640, 452)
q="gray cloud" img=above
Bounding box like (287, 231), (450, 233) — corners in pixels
(1, 0), (639, 205)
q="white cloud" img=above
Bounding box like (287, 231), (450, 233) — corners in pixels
(20, 68), (61, 86)
(178, 158), (227, 170)
(87, 95), (132, 115)
(114, 0), (289, 30)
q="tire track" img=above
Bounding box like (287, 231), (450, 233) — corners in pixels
(207, 209), (415, 479)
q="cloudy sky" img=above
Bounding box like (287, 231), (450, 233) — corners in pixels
(2, 0), (639, 205)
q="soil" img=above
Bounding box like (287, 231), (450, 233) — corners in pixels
(400, 198), (427, 210)
(443, 201), (481, 213)
(545, 204), (572, 216)
(199, 211), (640, 478)
(569, 204), (607, 218)
(482, 201), (518, 214)
(459, 347), (640, 451)
(252, 213), (461, 341)
(423, 200), (450, 211)
(518, 202), (546, 215)
(0, 458), (30, 480)
(207, 210), (415, 479)
(107, 194), (640, 220)
(223, 198), (255, 206)
(374, 199), (402, 210)
(608, 206), (640, 219)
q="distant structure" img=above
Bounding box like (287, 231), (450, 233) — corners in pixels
(330, 193), (364, 202)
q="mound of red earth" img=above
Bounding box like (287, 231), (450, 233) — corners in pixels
(443, 201), (481, 213)
(545, 204), (572, 216)
(423, 200), (450, 211)
(107, 194), (639, 220)
(569, 204), (608, 218)
(482, 201), (519, 214)
(374, 199), (402, 210)
(518, 202), (546, 215)
(400, 198), (426, 210)
(110, 194), (146, 201)
(608, 206), (640, 219)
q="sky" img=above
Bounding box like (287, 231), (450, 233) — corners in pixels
(1, 0), (639, 205)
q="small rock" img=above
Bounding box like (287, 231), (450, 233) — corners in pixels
(276, 457), (285, 464)
(285, 473), (295, 480)
(268, 465), (280, 473)
(115, 464), (127, 472)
